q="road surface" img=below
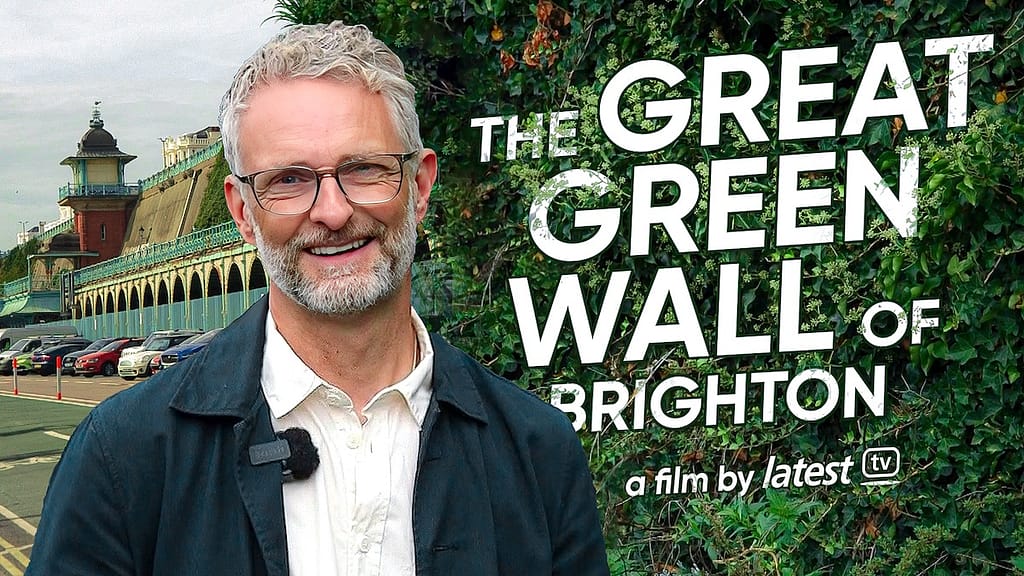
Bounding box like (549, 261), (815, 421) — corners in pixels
(0, 372), (140, 575)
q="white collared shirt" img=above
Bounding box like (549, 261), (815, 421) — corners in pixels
(260, 309), (434, 576)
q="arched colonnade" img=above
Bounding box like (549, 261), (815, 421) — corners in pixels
(71, 244), (268, 340)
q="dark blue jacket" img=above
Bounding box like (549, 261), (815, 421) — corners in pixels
(28, 299), (609, 575)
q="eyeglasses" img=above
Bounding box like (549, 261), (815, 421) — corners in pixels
(236, 151), (419, 215)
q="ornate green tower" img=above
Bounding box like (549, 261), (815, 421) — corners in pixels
(58, 102), (139, 266)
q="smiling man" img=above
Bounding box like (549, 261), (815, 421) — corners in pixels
(28, 22), (609, 576)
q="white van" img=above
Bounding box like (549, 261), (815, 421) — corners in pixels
(0, 325), (78, 351)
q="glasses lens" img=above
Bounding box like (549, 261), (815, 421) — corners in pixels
(336, 155), (404, 204)
(252, 167), (318, 214)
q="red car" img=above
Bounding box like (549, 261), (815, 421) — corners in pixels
(74, 337), (144, 377)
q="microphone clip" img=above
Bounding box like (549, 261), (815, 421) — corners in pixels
(248, 428), (320, 482)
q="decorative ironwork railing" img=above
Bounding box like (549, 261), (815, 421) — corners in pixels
(58, 183), (141, 201)
(138, 140), (224, 192)
(1, 223), (240, 298)
(33, 219), (74, 243)
(2, 277), (29, 298)
(74, 221), (242, 284)
(3, 216), (453, 320)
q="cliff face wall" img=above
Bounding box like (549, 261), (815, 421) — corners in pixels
(123, 154), (220, 254)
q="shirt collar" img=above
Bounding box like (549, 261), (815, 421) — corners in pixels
(377, 309), (433, 426)
(260, 309), (434, 427)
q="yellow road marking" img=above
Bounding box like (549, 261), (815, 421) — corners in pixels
(0, 548), (25, 575)
(0, 505), (34, 537)
(0, 532), (29, 568)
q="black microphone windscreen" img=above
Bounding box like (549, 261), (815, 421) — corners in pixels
(278, 427), (320, 480)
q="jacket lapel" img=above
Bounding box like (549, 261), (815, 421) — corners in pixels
(235, 400), (289, 576)
(169, 297), (288, 576)
(414, 335), (494, 574)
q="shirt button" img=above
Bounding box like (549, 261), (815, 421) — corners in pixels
(347, 432), (362, 449)
(359, 537), (370, 553)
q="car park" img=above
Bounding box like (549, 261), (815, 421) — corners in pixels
(75, 338), (145, 377)
(118, 330), (202, 380)
(159, 329), (221, 370)
(31, 341), (92, 376)
(61, 337), (121, 375)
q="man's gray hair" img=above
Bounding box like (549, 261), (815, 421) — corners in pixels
(219, 21), (422, 175)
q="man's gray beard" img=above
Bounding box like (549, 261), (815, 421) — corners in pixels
(246, 197), (417, 316)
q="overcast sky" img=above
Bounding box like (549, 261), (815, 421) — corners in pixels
(0, 1), (286, 248)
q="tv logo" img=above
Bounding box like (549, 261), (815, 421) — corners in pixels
(860, 447), (901, 486)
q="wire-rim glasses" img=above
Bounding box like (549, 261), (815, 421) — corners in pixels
(236, 151), (419, 215)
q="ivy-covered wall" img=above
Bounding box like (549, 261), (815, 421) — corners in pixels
(276, 1), (1023, 573)
(192, 152), (233, 230)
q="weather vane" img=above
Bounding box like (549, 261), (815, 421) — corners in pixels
(90, 100), (103, 128)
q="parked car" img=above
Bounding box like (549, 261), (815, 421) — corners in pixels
(8, 350), (36, 375)
(159, 329), (221, 371)
(0, 338), (46, 374)
(31, 341), (92, 376)
(75, 338), (145, 377)
(0, 325), (77, 351)
(151, 333), (201, 373)
(61, 337), (121, 375)
(119, 330), (202, 380)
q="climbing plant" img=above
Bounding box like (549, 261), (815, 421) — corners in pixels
(192, 151), (234, 230)
(0, 238), (39, 286)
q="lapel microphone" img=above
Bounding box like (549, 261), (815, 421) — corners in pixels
(249, 427), (320, 482)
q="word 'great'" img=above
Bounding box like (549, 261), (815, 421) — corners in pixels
(472, 34), (993, 159)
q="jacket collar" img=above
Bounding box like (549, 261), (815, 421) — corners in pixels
(169, 296), (269, 418)
(170, 296), (489, 426)
(427, 333), (489, 424)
